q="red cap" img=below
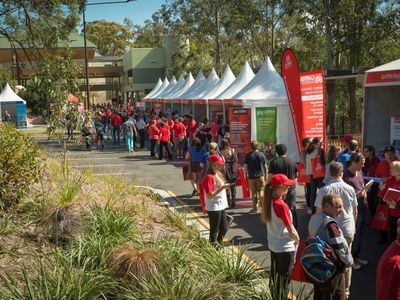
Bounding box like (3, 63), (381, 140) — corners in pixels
(270, 174), (295, 187)
(341, 135), (353, 143)
(208, 154), (224, 166)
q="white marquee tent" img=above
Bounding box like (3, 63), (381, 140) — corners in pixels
(156, 76), (177, 99)
(169, 73), (195, 99)
(0, 83), (27, 127)
(149, 77), (170, 99)
(143, 78), (162, 99)
(364, 58), (400, 151)
(233, 57), (297, 160)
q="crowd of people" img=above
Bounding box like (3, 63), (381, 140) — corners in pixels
(63, 104), (399, 299)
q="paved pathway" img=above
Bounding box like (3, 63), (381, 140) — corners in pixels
(38, 137), (386, 300)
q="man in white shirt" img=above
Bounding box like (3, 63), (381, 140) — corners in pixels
(315, 162), (358, 299)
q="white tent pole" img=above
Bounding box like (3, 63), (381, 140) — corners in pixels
(222, 101), (226, 123)
(206, 100), (209, 120)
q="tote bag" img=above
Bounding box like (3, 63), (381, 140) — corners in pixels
(370, 204), (390, 231)
(311, 155), (325, 178)
(296, 162), (310, 185)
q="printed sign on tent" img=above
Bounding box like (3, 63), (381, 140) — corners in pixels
(256, 107), (277, 143)
(300, 70), (326, 145)
(228, 108), (251, 164)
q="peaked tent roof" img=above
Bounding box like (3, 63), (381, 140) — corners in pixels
(192, 69), (220, 99)
(170, 73), (195, 99)
(178, 71), (206, 99)
(202, 66), (236, 99)
(163, 74), (185, 99)
(150, 77), (170, 99)
(143, 78), (163, 99)
(156, 76), (177, 98)
(0, 83), (26, 104)
(365, 58), (400, 87)
(217, 61), (255, 99)
(233, 57), (287, 104)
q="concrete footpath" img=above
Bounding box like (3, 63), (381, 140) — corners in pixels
(37, 137), (385, 300)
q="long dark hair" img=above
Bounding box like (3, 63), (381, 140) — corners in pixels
(191, 137), (202, 151)
(261, 184), (275, 224)
(327, 145), (341, 164)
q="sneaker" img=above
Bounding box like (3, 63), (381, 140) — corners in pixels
(352, 262), (362, 271)
(192, 189), (198, 196)
(226, 214), (234, 229)
(356, 258), (368, 266)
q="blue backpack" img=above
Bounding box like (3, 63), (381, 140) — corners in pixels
(301, 218), (341, 284)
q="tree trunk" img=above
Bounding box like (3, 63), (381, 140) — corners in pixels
(324, 0), (335, 135)
(215, 0), (221, 75)
(347, 78), (357, 132)
(326, 80), (335, 135)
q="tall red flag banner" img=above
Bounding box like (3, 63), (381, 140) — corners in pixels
(228, 108), (252, 164)
(281, 49), (303, 156)
(300, 71), (326, 145)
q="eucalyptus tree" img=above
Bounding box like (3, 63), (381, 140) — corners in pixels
(85, 19), (134, 56)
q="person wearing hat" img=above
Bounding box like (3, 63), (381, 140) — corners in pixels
(376, 218), (400, 300)
(376, 145), (398, 180)
(340, 135), (353, 154)
(202, 153), (233, 245)
(268, 143), (298, 228)
(261, 173), (300, 297)
(338, 140), (358, 172)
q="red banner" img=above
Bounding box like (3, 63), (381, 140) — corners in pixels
(228, 108), (252, 164)
(300, 70), (326, 145)
(365, 70), (400, 87)
(281, 49), (303, 156)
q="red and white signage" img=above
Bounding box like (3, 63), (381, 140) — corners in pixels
(281, 49), (303, 155)
(365, 70), (400, 87)
(300, 70), (326, 145)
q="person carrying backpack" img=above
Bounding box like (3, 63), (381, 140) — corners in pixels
(308, 193), (353, 300)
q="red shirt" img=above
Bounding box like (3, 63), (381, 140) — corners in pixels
(187, 120), (197, 138)
(378, 176), (400, 217)
(376, 239), (400, 300)
(376, 160), (393, 179)
(362, 156), (381, 177)
(168, 119), (175, 129)
(148, 124), (160, 140)
(159, 127), (170, 142)
(110, 114), (122, 126)
(273, 198), (292, 227)
(173, 123), (186, 138)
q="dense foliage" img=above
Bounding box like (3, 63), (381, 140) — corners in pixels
(0, 124), (41, 209)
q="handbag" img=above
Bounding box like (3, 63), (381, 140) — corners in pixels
(296, 162), (310, 185)
(370, 204), (390, 231)
(182, 164), (192, 181)
(311, 155), (325, 178)
(291, 240), (311, 283)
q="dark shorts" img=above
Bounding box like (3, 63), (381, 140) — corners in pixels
(190, 162), (201, 173)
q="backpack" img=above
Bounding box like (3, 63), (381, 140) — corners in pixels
(301, 218), (342, 284)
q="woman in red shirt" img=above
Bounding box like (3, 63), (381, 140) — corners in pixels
(378, 161), (400, 242)
(173, 117), (186, 159)
(148, 120), (160, 157)
(158, 122), (172, 160)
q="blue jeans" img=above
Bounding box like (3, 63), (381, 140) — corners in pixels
(284, 188), (297, 229)
(310, 176), (324, 213)
(125, 134), (133, 152)
(113, 125), (120, 145)
(352, 204), (369, 259)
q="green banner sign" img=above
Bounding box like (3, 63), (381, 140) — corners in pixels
(256, 107), (277, 143)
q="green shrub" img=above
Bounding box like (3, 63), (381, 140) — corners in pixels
(0, 249), (117, 299)
(0, 124), (42, 209)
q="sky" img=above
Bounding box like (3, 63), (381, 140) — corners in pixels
(84, 0), (167, 26)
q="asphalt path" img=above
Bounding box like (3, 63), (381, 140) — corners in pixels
(38, 137), (386, 300)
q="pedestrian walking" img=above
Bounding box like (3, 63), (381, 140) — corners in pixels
(244, 141), (268, 213)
